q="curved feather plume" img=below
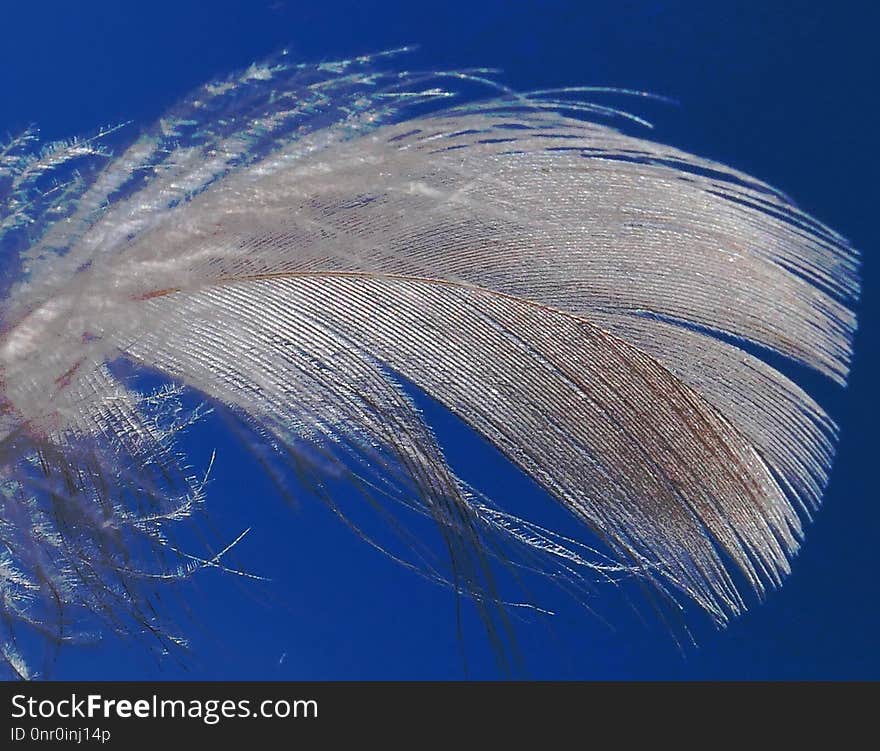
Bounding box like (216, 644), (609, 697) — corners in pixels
(0, 49), (858, 677)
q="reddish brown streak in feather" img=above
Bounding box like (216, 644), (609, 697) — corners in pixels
(132, 288), (181, 301)
(54, 360), (83, 389)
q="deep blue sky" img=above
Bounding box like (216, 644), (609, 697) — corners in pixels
(0, 1), (876, 680)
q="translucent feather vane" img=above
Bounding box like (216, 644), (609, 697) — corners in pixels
(0, 48), (859, 677)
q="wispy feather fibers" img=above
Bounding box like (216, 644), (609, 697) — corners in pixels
(0, 49), (858, 677)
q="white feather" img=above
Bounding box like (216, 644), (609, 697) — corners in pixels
(0, 49), (858, 677)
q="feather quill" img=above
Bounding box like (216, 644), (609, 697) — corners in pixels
(0, 49), (858, 677)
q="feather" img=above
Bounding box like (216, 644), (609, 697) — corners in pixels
(0, 48), (858, 677)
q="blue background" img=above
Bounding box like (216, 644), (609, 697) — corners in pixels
(0, 1), (876, 680)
